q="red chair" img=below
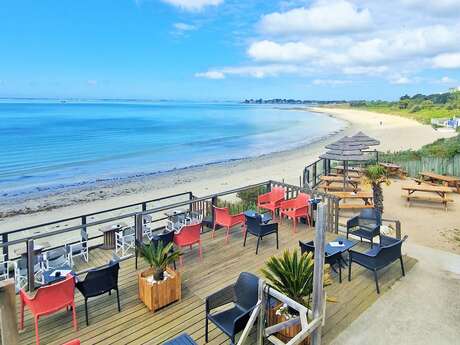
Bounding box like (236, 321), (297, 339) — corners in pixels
(280, 193), (311, 233)
(212, 206), (245, 244)
(62, 341), (80, 345)
(174, 222), (202, 266)
(257, 187), (285, 219)
(19, 275), (77, 345)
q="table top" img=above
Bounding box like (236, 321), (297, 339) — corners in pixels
(320, 175), (360, 182)
(164, 209), (188, 217)
(42, 265), (74, 285)
(330, 191), (373, 199)
(326, 237), (358, 255)
(163, 333), (197, 345)
(99, 222), (128, 233)
(380, 162), (401, 169)
(244, 210), (272, 224)
(420, 171), (460, 182)
(402, 183), (453, 193)
(334, 166), (364, 172)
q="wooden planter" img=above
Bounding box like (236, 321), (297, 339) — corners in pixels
(267, 306), (311, 345)
(138, 267), (181, 312)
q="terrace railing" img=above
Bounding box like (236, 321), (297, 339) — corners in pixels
(0, 180), (340, 292)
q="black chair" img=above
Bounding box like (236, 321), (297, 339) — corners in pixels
(348, 235), (408, 294)
(135, 230), (176, 270)
(346, 209), (381, 248)
(76, 261), (120, 325)
(299, 241), (344, 283)
(205, 272), (259, 344)
(244, 214), (278, 255)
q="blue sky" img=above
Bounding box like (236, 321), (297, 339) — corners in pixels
(1, 0), (460, 101)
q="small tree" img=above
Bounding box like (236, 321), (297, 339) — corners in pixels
(363, 165), (390, 224)
(138, 241), (180, 281)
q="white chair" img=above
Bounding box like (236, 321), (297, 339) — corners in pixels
(115, 227), (135, 258)
(43, 247), (71, 270)
(66, 230), (89, 267)
(0, 254), (15, 281)
(15, 257), (44, 290)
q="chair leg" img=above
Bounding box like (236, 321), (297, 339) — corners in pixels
(85, 298), (89, 326)
(116, 288), (121, 312)
(373, 270), (380, 294)
(276, 231), (279, 249)
(348, 257), (352, 282)
(256, 237), (261, 255)
(225, 227), (230, 244)
(400, 256), (405, 276)
(20, 300), (24, 330)
(72, 302), (78, 331)
(34, 316), (40, 345)
(205, 316), (209, 343)
(243, 229), (248, 247)
(339, 264), (342, 284)
(135, 249), (138, 270)
(212, 223), (216, 239)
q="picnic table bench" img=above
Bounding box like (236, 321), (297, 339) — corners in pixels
(330, 191), (374, 210)
(332, 165), (363, 177)
(379, 162), (407, 179)
(319, 175), (361, 192)
(401, 183), (454, 211)
(420, 171), (460, 193)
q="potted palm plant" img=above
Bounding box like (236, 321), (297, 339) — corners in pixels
(261, 249), (332, 344)
(363, 164), (390, 225)
(137, 241), (182, 312)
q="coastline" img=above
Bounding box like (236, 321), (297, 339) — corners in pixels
(0, 107), (455, 233)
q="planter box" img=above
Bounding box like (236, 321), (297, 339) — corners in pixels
(267, 306), (311, 345)
(138, 267), (181, 312)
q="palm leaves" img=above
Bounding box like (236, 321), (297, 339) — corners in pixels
(261, 249), (331, 308)
(138, 241), (180, 271)
(363, 164), (390, 218)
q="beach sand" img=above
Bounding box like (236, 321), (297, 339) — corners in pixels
(1, 107), (458, 254)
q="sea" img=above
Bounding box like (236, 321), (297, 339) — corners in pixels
(0, 100), (345, 199)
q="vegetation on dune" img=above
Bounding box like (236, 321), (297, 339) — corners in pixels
(348, 88), (460, 124)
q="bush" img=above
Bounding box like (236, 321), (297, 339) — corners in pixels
(236, 186), (267, 204)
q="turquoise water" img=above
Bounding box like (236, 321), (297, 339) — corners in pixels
(0, 101), (344, 198)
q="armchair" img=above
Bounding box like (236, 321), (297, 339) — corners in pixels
(212, 206), (245, 244)
(205, 272), (259, 344)
(257, 187), (285, 219)
(174, 223), (202, 266)
(19, 274), (77, 345)
(43, 247), (70, 271)
(66, 230), (89, 266)
(76, 261), (120, 325)
(244, 214), (278, 254)
(346, 209), (381, 247)
(348, 235), (408, 293)
(279, 193), (311, 233)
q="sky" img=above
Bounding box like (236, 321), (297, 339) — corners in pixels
(1, 0), (460, 101)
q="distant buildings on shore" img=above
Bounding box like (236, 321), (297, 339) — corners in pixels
(242, 98), (347, 105)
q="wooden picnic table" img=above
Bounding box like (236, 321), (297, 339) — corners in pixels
(330, 191), (374, 210)
(420, 171), (460, 193)
(401, 183), (454, 211)
(379, 162), (407, 179)
(333, 166), (363, 176)
(319, 175), (361, 192)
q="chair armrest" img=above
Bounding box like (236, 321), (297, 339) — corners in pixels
(260, 223), (278, 234)
(258, 193), (270, 204)
(346, 215), (360, 229)
(280, 199), (296, 210)
(349, 248), (379, 263)
(232, 213), (245, 224)
(361, 223), (380, 236)
(233, 306), (256, 334)
(19, 288), (36, 305)
(206, 284), (235, 313)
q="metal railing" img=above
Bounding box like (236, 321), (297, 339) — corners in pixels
(0, 180), (340, 292)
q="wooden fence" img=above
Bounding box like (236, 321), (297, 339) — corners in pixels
(383, 154), (460, 177)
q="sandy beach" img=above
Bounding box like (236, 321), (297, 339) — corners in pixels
(1, 107), (458, 254)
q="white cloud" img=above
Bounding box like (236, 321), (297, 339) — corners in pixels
(438, 76), (457, 83)
(247, 40), (316, 62)
(195, 71), (225, 79)
(258, 0), (372, 36)
(312, 79), (351, 86)
(432, 52), (460, 69)
(173, 22), (197, 31)
(87, 80), (97, 86)
(195, 64), (308, 79)
(161, 0), (222, 11)
(402, 0), (460, 16)
(342, 66), (388, 76)
(389, 75), (412, 85)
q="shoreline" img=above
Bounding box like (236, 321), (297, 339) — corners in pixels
(0, 107), (455, 233)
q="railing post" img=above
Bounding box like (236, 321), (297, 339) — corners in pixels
(188, 192), (193, 212)
(266, 181), (272, 193)
(256, 279), (266, 345)
(135, 213), (143, 243)
(211, 196), (218, 226)
(334, 198), (340, 234)
(311, 203), (326, 345)
(323, 159), (327, 177)
(81, 215), (88, 250)
(142, 202), (147, 212)
(395, 220), (401, 239)
(1, 233), (8, 261)
(313, 162), (317, 187)
(27, 239), (35, 292)
(0, 279), (19, 345)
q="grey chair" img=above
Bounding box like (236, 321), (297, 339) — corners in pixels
(346, 209), (381, 248)
(244, 213), (278, 254)
(205, 272), (259, 344)
(348, 235), (408, 293)
(44, 247), (70, 270)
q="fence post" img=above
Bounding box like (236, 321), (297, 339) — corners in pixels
(334, 198), (340, 234)
(1, 234), (8, 261)
(311, 203), (326, 345)
(395, 220), (401, 239)
(266, 181), (272, 193)
(142, 202), (147, 212)
(0, 279), (19, 345)
(313, 162), (317, 187)
(188, 192), (193, 212)
(27, 239), (35, 292)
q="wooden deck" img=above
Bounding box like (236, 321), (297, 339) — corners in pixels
(16, 222), (416, 345)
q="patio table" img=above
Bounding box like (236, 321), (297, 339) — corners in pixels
(420, 171), (460, 193)
(42, 264), (75, 285)
(379, 162), (407, 179)
(402, 183), (454, 211)
(243, 210), (272, 224)
(99, 222), (128, 250)
(330, 191), (374, 210)
(164, 333), (197, 345)
(320, 175), (361, 192)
